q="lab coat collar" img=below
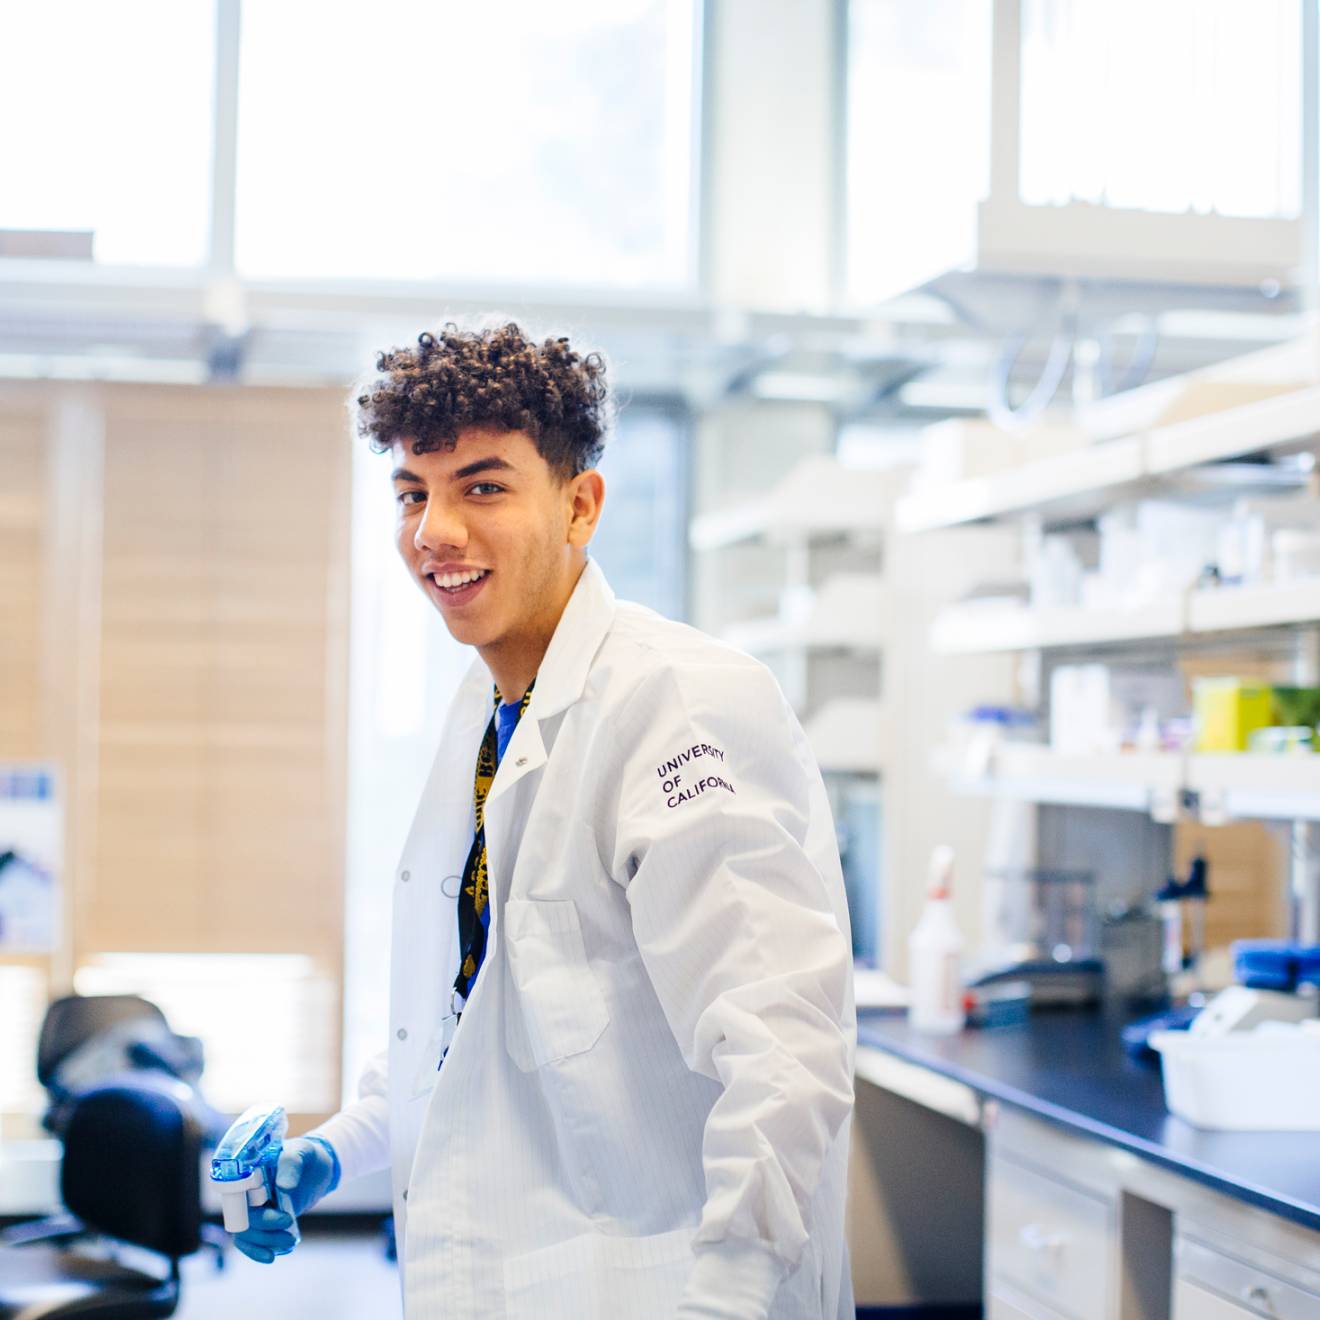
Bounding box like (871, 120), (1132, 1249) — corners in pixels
(456, 554), (616, 723)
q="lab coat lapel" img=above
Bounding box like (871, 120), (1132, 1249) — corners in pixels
(395, 658), (489, 958)
(407, 655), (491, 837)
(486, 556), (616, 806)
(389, 655), (492, 1126)
(482, 558), (616, 897)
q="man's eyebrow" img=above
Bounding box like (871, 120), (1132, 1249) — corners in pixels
(389, 457), (516, 483)
(451, 457), (515, 481)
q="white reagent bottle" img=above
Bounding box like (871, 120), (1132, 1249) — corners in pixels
(909, 845), (966, 1034)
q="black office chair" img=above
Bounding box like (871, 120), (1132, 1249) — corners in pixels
(35, 995), (210, 1138)
(0, 1083), (203, 1318)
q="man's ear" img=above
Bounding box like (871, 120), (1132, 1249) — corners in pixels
(567, 470), (605, 548)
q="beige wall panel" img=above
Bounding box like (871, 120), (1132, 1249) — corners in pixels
(0, 409), (46, 759)
(89, 386), (349, 985)
(1174, 822), (1287, 947)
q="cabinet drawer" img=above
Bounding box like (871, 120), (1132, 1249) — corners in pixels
(1175, 1236), (1320, 1320)
(1173, 1279), (1263, 1319)
(988, 1154), (1113, 1320)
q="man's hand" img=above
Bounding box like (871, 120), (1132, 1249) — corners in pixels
(232, 1136), (341, 1264)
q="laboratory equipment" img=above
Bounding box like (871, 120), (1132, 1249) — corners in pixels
(1120, 1003), (1200, 1061)
(1049, 665), (1183, 756)
(1233, 939), (1320, 991)
(1098, 902), (1164, 1001)
(1156, 857), (1209, 987)
(963, 979), (1031, 1028)
(1192, 679), (1273, 752)
(1190, 984), (1315, 1036)
(974, 865), (1103, 1005)
(967, 957), (1105, 1007)
(908, 846), (966, 1034)
(1272, 527), (1320, 580)
(1247, 726), (1315, 753)
(1152, 1022), (1320, 1130)
(210, 1102), (289, 1233)
(987, 866), (1097, 964)
(1117, 860), (1213, 1059)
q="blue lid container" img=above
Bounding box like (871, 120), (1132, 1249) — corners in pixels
(1232, 939), (1296, 990)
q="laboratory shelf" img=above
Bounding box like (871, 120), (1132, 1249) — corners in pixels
(723, 573), (889, 655)
(931, 598), (1181, 655)
(1145, 384), (1320, 475)
(689, 455), (896, 550)
(1186, 754), (1320, 824)
(1186, 576), (1320, 634)
(721, 617), (884, 654)
(857, 1009), (1320, 1235)
(943, 744), (1320, 823)
(688, 500), (772, 551)
(930, 578), (1320, 656)
(896, 383), (1320, 536)
(805, 698), (888, 775)
(895, 437), (1145, 534)
(943, 744), (1183, 813)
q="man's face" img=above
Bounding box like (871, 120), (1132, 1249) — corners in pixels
(390, 426), (601, 651)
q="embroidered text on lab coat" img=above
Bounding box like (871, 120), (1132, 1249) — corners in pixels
(656, 743), (735, 808)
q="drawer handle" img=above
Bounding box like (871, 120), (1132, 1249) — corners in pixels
(1241, 1283), (1276, 1315)
(1019, 1223), (1066, 1254)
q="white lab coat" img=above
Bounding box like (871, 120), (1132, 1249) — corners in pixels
(316, 558), (856, 1319)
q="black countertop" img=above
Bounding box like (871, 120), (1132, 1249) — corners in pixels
(857, 1008), (1320, 1235)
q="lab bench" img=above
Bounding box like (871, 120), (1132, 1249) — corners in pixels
(851, 1009), (1320, 1319)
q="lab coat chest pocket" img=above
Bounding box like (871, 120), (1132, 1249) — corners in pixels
(503, 898), (609, 1072)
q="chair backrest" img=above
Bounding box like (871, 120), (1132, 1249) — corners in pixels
(37, 994), (169, 1090)
(60, 1082), (202, 1260)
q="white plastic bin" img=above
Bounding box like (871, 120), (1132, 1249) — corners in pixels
(1151, 1027), (1320, 1130)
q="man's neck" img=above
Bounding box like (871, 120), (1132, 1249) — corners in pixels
(480, 557), (587, 704)
(483, 645), (542, 707)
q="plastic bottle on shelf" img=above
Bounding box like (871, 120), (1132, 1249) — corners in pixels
(909, 845), (966, 1034)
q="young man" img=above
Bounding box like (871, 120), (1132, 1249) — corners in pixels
(235, 324), (857, 1318)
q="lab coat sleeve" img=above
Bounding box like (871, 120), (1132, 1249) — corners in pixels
(306, 1047), (391, 1185)
(611, 659), (854, 1319)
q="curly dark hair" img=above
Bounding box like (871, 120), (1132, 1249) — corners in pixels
(355, 322), (610, 479)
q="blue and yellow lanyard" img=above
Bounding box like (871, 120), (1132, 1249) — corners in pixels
(452, 679), (536, 1013)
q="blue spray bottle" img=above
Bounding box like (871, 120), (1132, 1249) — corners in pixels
(209, 1102), (290, 1233)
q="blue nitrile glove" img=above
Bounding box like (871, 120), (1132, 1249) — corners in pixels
(232, 1135), (341, 1264)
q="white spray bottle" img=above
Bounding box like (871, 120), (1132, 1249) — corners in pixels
(908, 845), (966, 1034)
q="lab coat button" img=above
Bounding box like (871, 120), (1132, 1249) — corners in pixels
(516, 756), (527, 767)
(397, 1028), (408, 1040)
(400, 870), (411, 882)
(402, 1188), (408, 1201)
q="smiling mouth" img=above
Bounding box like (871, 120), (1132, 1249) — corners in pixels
(427, 569), (491, 597)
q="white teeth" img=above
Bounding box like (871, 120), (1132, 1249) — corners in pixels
(434, 569), (487, 590)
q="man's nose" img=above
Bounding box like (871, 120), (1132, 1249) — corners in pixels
(414, 499), (466, 553)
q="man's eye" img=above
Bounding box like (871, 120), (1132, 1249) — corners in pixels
(469, 482), (504, 496)
(396, 490), (425, 507)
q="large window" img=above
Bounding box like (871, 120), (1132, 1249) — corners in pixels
(0, 2), (215, 267)
(846, 0), (993, 302)
(235, 1), (700, 287)
(1020, 0), (1301, 218)
(847, 0), (1304, 302)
